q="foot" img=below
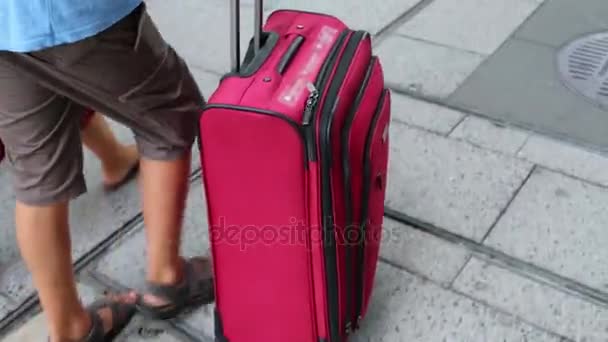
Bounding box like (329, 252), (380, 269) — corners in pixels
(50, 292), (136, 342)
(102, 144), (139, 191)
(135, 257), (215, 320)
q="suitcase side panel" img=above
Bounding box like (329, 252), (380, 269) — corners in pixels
(323, 33), (373, 337)
(361, 89), (391, 318)
(307, 28), (380, 341)
(199, 107), (317, 342)
(309, 30), (359, 342)
(343, 58), (386, 327)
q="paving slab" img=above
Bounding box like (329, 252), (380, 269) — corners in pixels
(518, 134), (608, 186)
(449, 37), (608, 150)
(189, 68), (223, 104)
(386, 121), (533, 241)
(0, 294), (15, 321)
(377, 35), (485, 98)
(2, 283), (99, 341)
(113, 317), (184, 342)
(397, 0), (541, 55)
(265, 0), (422, 35)
(515, 0), (608, 48)
(180, 304), (215, 339)
(379, 218), (470, 285)
(0, 167), (16, 263)
(454, 257), (608, 342)
(450, 116), (530, 155)
(350, 262), (562, 342)
(391, 93), (465, 134)
(147, 0), (423, 74)
(485, 167), (608, 292)
(146, 0), (257, 74)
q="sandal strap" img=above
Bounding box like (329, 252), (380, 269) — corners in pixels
(144, 258), (190, 305)
(48, 297), (134, 342)
(135, 256), (214, 320)
(86, 297), (135, 340)
(83, 312), (105, 342)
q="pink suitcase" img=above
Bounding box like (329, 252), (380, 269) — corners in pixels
(198, 1), (391, 341)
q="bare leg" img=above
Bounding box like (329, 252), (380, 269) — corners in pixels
(15, 200), (135, 341)
(139, 154), (190, 305)
(80, 113), (139, 187)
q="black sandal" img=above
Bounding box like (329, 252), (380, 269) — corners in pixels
(135, 256), (215, 320)
(48, 296), (135, 342)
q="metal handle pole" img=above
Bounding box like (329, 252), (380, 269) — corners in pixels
(230, 0), (241, 72)
(254, 0), (263, 53)
(231, 0), (264, 72)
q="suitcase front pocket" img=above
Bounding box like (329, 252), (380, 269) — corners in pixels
(358, 88), (391, 321)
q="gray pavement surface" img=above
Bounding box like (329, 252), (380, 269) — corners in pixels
(449, 0), (608, 150)
(3, 0), (608, 341)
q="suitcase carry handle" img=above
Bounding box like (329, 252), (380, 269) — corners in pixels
(230, 0), (264, 72)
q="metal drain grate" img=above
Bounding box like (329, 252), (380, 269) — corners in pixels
(557, 31), (608, 109)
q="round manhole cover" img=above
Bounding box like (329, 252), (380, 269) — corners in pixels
(557, 31), (608, 110)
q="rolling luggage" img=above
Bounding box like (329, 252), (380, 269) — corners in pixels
(198, 0), (391, 341)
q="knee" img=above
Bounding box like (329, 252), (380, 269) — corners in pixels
(134, 109), (199, 161)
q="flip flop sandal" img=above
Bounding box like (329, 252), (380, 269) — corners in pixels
(48, 296), (135, 342)
(135, 256), (215, 320)
(103, 161), (140, 192)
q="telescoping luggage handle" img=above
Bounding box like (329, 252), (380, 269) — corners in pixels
(230, 0), (264, 72)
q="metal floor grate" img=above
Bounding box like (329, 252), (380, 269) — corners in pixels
(557, 31), (608, 110)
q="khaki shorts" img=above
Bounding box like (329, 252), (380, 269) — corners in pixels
(0, 3), (203, 205)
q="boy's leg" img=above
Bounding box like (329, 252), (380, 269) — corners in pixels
(0, 62), (135, 341)
(3, 2), (213, 316)
(79, 111), (140, 190)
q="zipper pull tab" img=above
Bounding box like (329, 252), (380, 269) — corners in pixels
(303, 82), (319, 125)
(306, 82), (317, 93)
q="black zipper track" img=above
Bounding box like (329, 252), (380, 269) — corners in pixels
(355, 89), (388, 326)
(203, 103), (301, 128)
(317, 30), (366, 342)
(339, 56), (375, 329)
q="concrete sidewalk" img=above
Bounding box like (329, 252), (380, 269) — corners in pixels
(3, 0), (608, 340)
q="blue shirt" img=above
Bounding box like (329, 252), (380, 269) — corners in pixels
(0, 0), (143, 52)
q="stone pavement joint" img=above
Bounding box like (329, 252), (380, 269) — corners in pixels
(363, 259), (571, 341)
(479, 164), (536, 243)
(371, 0), (437, 45)
(383, 207), (608, 308)
(391, 86), (546, 144)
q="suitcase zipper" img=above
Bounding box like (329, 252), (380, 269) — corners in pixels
(340, 56), (376, 330)
(302, 29), (349, 163)
(316, 30), (367, 342)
